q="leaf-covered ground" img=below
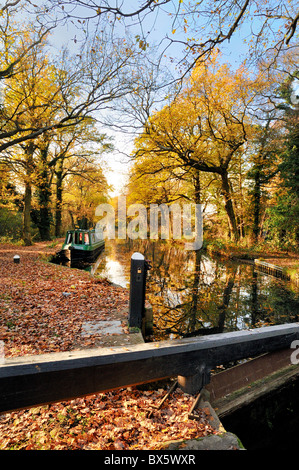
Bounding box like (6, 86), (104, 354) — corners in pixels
(0, 241), (130, 356)
(0, 242), (219, 450)
(0, 388), (217, 450)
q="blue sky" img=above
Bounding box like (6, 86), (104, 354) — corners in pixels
(100, 11), (253, 197)
(40, 2), (298, 197)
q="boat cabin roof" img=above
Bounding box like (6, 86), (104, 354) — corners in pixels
(67, 228), (95, 233)
(64, 229), (99, 246)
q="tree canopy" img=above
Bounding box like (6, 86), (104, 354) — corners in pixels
(0, 0), (298, 249)
(129, 51), (298, 248)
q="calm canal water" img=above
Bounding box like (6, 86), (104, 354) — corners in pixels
(91, 239), (299, 342)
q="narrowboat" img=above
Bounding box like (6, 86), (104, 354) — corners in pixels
(58, 228), (105, 264)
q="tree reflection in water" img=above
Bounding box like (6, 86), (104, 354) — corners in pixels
(95, 240), (299, 341)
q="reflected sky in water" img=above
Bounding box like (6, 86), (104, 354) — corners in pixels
(99, 259), (128, 288)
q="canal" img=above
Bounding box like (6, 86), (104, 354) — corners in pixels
(91, 239), (299, 342)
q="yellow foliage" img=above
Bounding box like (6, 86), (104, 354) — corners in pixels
(134, 52), (271, 175)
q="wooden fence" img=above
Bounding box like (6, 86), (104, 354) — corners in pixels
(254, 259), (288, 279)
(1, 322), (299, 414)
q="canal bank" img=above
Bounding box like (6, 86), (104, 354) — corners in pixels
(205, 240), (299, 285)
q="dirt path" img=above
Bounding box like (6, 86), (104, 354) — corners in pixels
(0, 241), (130, 357)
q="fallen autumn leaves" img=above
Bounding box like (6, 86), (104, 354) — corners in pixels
(0, 241), (219, 450)
(0, 241), (130, 356)
(0, 388), (217, 450)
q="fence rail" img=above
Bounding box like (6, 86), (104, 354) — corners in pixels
(1, 323), (299, 414)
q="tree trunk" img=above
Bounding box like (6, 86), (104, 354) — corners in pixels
(252, 168), (261, 241)
(220, 170), (239, 241)
(193, 169), (201, 204)
(37, 145), (52, 241)
(22, 143), (35, 246)
(55, 160), (63, 238)
(22, 181), (32, 246)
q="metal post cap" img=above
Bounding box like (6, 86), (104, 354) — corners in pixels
(131, 252), (144, 260)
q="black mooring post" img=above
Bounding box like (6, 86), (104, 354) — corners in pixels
(129, 252), (148, 329)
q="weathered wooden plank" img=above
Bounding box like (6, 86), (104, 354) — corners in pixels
(207, 348), (295, 402)
(214, 363), (299, 419)
(0, 323), (298, 414)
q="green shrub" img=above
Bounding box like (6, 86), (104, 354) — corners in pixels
(0, 208), (22, 241)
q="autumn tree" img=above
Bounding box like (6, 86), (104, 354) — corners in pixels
(278, 73), (299, 199)
(0, 1), (59, 150)
(132, 54), (267, 240)
(47, 120), (112, 237)
(0, 1), (55, 79)
(0, 4), (138, 152)
(0, 34), (66, 244)
(0, 23), (140, 243)
(245, 112), (283, 241)
(265, 74), (299, 248)
(63, 160), (109, 229)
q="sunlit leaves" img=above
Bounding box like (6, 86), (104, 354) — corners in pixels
(130, 52), (271, 240)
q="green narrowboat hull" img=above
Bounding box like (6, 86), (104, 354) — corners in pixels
(60, 229), (105, 264)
